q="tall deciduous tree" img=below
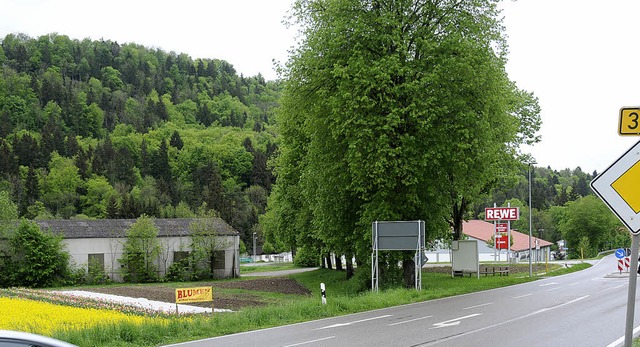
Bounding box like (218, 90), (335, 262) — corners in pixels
(271, 0), (540, 285)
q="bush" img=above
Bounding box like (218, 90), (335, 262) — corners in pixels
(86, 259), (110, 285)
(293, 246), (320, 267)
(2, 220), (72, 287)
(164, 258), (192, 282)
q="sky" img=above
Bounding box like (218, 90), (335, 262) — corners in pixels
(1, 0), (639, 174)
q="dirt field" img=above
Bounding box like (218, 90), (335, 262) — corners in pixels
(79, 277), (311, 311)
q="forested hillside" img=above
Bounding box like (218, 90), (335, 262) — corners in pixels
(0, 33), (279, 247)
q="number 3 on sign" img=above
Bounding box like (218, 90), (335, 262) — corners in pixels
(620, 107), (640, 135)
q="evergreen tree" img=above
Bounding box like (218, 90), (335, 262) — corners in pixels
(169, 130), (183, 150)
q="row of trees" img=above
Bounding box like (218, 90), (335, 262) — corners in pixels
(264, 0), (627, 282)
(263, 0), (541, 288)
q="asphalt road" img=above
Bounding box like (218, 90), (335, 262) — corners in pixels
(165, 255), (639, 347)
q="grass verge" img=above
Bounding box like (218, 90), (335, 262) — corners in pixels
(239, 262), (302, 274)
(49, 262), (591, 346)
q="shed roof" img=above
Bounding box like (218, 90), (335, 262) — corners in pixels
(462, 220), (552, 252)
(35, 218), (239, 239)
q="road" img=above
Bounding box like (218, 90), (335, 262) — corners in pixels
(165, 255), (639, 347)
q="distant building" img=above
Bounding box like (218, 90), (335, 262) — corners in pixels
(35, 218), (240, 281)
(426, 220), (553, 263)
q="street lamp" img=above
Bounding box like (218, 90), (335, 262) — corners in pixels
(528, 161), (536, 277)
(253, 232), (257, 263)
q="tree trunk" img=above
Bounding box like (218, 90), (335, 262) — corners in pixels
(325, 254), (333, 270)
(345, 255), (354, 279)
(402, 258), (415, 289)
(334, 254), (343, 271)
(210, 254), (215, 279)
(451, 196), (468, 240)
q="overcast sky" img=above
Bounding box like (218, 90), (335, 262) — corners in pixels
(1, 0), (639, 174)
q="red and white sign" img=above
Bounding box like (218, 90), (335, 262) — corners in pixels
(625, 257), (630, 271)
(495, 233), (508, 250)
(496, 223), (508, 233)
(619, 259), (624, 273)
(485, 207), (520, 221)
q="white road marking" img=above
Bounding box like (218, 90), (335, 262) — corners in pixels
(513, 294), (532, 299)
(316, 314), (393, 330)
(569, 282), (580, 286)
(546, 287), (561, 292)
(283, 336), (335, 347)
(539, 282), (558, 287)
(420, 295), (589, 346)
(388, 315), (433, 326)
(607, 325), (640, 347)
(431, 314), (481, 329)
(463, 302), (493, 310)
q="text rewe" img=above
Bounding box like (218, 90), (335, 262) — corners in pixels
(485, 207), (519, 221)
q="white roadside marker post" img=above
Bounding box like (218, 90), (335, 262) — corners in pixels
(321, 283), (327, 305)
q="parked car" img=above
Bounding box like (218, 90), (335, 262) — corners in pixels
(0, 330), (76, 347)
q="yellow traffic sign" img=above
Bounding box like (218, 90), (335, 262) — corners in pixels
(620, 107), (640, 135)
(612, 160), (640, 213)
(591, 140), (640, 234)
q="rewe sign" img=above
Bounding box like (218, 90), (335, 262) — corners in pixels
(485, 207), (520, 221)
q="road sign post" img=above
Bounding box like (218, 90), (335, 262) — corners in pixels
(625, 235), (640, 347)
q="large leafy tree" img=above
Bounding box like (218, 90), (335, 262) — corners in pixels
(271, 0), (540, 285)
(559, 195), (624, 258)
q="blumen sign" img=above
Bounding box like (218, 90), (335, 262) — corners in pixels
(175, 286), (213, 304)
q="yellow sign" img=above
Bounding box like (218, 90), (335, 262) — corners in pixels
(175, 286), (213, 304)
(612, 160), (640, 213)
(619, 107), (640, 135)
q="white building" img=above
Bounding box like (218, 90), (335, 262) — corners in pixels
(36, 218), (240, 281)
(426, 220), (553, 263)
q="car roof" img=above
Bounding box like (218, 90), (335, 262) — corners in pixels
(0, 330), (77, 347)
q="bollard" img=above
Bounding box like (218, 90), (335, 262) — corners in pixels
(320, 282), (326, 305)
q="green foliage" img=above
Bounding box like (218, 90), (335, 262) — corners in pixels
(0, 32), (280, 249)
(577, 236), (591, 259)
(119, 215), (162, 283)
(262, 240), (276, 254)
(293, 245), (320, 267)
(164, 257), (191, 282)
(270, 0), (541, 289)
(559, 195), (623, 257)
(85, 258), (110, 285)
(0, 220), (71, 287)
(188, 211), (230, 280)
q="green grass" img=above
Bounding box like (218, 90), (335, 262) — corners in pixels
(52, 263), (591, 346)
(239, 262), (301, 274)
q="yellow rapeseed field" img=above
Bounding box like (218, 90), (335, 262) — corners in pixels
(0, 297), (164, 335)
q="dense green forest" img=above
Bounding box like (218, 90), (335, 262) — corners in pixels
(0, 31), (625, 261)
(0, 33), (279, 247)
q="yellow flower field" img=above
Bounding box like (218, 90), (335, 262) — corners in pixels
(0, 297), (165, 335)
